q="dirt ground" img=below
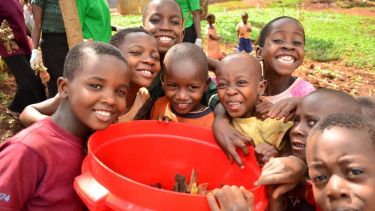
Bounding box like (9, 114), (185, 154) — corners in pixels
(0, 3), (374, 143)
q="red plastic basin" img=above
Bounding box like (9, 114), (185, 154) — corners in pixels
(74, 120), (267, 211)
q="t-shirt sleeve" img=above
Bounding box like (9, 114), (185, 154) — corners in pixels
(291, 78), (316, 97)
(189, 0), (200, 11)
(0, 143), (45, 209)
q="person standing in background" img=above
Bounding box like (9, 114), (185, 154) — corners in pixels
(30, 0), (69, 97)
(0, 0), (45, 114)
(76, 0), (112, 43)
(236, 12), (252, 53)
(176, 0), (202, 47)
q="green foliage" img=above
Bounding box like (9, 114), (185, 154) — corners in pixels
(111, 2), (375, 70)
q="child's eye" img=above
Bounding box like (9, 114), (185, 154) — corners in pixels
(115, 88), (127, 97)
(312, 175), (328, 185)
(273, 39), (283, 44)
(217, 82), (228, 89)
(149, 17), (160, 24)
(292, 116), (300, 125)
(129, 51), (141, 56)
(237, 80), (248, 86)
(89, 84), (102, 90)
(189, 85), (200, 90)
(307, 120), (317, 127)
(293, 41), (303, 46)
(347, 168), (364, 178)
(165, 83), (177, 89)
(170, 19), (181, 25)
(152, 55), (160, 61)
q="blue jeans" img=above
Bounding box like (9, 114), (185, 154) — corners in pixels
(238, 38), (252, 53)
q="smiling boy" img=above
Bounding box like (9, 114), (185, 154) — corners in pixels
(0, 42), (130, 210)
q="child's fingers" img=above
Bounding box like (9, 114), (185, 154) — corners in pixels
(272, 183), (297, 199)
(240, 186), (254, 210)
(227, 145), (245, 168)
(207, 192), (221, 211)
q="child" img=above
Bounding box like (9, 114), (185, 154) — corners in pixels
(216, 53), (293, 163)
(20, 27), (160, 126)
(307, 113), (375, 211)
(151, 42), (213, 129)
(213, 16), (315, 167)
(256, 88), (362, 210)
(0, 42), (130, 209)
(109, 27), (161, 122)
(206, 13), (224, 60)
(236, 12), (252, 53)
(143, 0), (219, 115)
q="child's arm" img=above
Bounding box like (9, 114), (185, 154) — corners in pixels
(213, 104), (255, 167)
(268, 97), (301, 122)
(207, 185), (254, 211)
(254, 143), (278, 165)
(255, 96), (274, 120)
(20, 94), (61, 127)
(255, 156), (307, 199)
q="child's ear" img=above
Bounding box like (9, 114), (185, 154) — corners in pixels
(255, 46), (263, 61)
(57, 77), (69, 98)
(257, 79), (267, 96)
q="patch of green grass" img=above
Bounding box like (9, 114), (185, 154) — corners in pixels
(111, 2), (375, 70)
(268, 0), (304, 8)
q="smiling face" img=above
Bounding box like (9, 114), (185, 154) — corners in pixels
(118, 32), (160, 89)
(143, 0), (184, 54)
(162, 60), (208, 115)
(257, 18), (304, 77)
(62, 53), (130, 131)
(307, 127), (375, 211)
(216, 54), (266, 118)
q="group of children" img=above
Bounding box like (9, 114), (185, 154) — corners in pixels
(0, 0), (374, 210)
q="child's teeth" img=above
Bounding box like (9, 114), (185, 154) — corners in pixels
(140, 70), (152, 75)
(159, 36), (172, 41)
(277, 55), (294, 64)
(96, 110), (111, 117)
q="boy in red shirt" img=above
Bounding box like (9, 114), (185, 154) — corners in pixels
(0, 42), (130, 210)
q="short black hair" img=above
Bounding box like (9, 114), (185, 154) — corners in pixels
(217, 53), (262, 81)
(63, 42), (127, 80)
(206, 13), (215, 21)
(310, 113), (375, 148)
(109, 27), (153, 48)
(356, 96), (375, 118)
(305, 88), (362, 114)
(256, 16), (305, 47)
(142, 0), (183, 24)
(163, 42), (208, 81)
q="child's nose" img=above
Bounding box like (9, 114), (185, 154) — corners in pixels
(326, 175), (350, 201)
(226, 86), (238, 95)
(291, 122), (306, 137)
(101, 89), (116, 105)
(176, 89), (188, 100)
(142, 55), (155, 64)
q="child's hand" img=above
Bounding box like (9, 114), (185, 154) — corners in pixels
(255, 156), (307, 199)
(267, 97), (301, 122)
(39, 70), (50, 84)
(254, 144), (278, 166)
(157, 115), (171, 123)
(255, 97), (274, 120)
(207, 185), (254, 211)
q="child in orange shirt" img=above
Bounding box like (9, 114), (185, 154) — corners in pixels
(151, 42), (214, 129)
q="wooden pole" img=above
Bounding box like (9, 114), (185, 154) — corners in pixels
(59, 0), (83, 49)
